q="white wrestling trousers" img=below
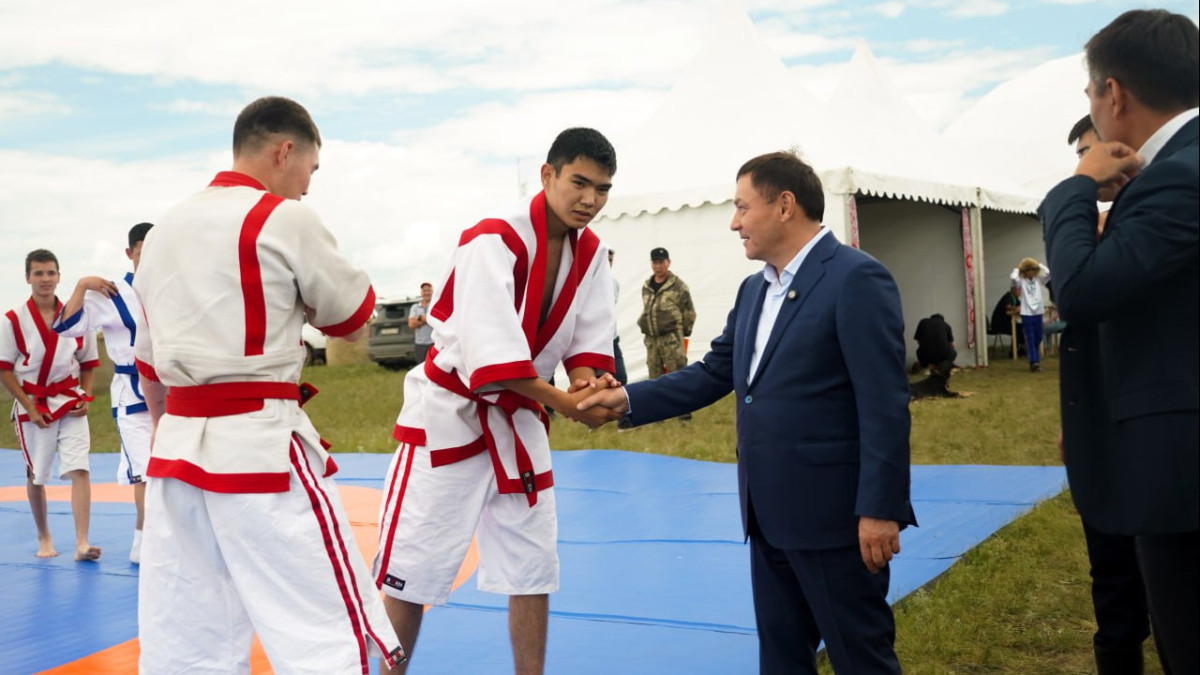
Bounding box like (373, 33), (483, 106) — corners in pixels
(138, 437), (403, 674)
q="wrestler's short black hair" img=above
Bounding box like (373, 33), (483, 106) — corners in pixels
(233, 96), (322, 156)
(25, 249), (58, 276)
(546, 128), (617, 177)
(737, 151), (825, 223)
(1067, 115), (1097, 145)
(1086, 9), (1199, 112)
(128, 222), (154, 249)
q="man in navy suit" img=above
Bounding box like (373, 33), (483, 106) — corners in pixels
(1039, 9), (1198, 674)
(580, 151), (915, 674)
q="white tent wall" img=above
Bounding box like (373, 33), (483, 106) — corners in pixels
(595, 201), (753, 382)
(595, 186), (850, 383)
(856, 199), (976, 369)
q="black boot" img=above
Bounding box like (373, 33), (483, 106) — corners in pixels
(1094, 643), (1144, 675)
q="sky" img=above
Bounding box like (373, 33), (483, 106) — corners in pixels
(1, 0), (1196, 316)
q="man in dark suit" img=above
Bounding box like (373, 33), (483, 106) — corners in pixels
(1060, 113), (1152, 675)
(580, 151), (915, 674)
(1039, 10), (1198, 674)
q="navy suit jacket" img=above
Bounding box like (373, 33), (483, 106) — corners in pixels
(626, 233), (916, 550)
(1040, 116), (1199, 535)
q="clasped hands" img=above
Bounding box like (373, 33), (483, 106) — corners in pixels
(1075, 140), (1144, 202)
(552, 373), (629, 429)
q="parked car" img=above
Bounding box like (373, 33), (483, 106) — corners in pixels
(368, 297), (419, 369)
(301, 321), (326, 365)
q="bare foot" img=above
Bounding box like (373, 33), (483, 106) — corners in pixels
(75, 545), (102, 561)
(37, 541), (59, 558)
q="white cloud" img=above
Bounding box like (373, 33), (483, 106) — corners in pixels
(873, 2), (907, 18)
(0, 81), (662, 313)
(152, 99), (246, 116)
(0, 90), (70, 121)
(0, 0), (715, 99)
(790, 45), (1056, 130)
(944, 0), (1010, 17)
(902, 38), (965, 53)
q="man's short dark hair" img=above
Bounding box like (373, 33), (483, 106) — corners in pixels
(128, 222), (154, 249)
(233, 96), (322, 157)
(736, 151), (825, 222)
(25, 249), (58, 276)
(1086, 9), (1199, 112)
(546, 128), (617, 177)
(931, 313), (945, 322)
(1067, 115), (1096, 145)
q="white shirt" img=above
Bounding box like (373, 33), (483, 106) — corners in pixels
(748, 228), (831, 383)
(1138, 108), (1199, 165)
(1009, 263), (1051, 317)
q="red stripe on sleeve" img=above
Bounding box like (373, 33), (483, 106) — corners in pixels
(317, 286), (376, 338)
(136, 358), (160, 382)
(563, 352), (615, 374)
(468, 360), (539, 391)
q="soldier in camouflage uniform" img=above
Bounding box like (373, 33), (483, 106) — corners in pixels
(637, 247), (696, 379)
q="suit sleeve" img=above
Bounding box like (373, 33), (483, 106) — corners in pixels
(562, 248), (616, 375)
(836, 259), (914, 525)
(626, 278), (743, 424)
(1041, 162), (1200, 324)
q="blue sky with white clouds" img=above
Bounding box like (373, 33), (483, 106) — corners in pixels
(0, 0), (1195, 313)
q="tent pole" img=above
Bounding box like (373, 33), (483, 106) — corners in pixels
(970, 201), (988, 367)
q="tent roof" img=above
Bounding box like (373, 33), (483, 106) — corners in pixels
(610, 0), (835, 202)
(943, 53), (1091, 200)
(604, 5), (1041, 220)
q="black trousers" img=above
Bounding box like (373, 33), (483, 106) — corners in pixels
(1081, 518), (1150, 647)
(1136, 531), (1199, 674)
(749, 532), (900, 675)
(612, 336), (627, 385)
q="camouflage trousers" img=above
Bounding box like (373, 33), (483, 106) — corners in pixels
(644, 332), (687, 379)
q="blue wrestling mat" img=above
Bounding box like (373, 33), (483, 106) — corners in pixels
(0, 449), (1065, 674)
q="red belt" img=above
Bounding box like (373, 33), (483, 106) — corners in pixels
(166, 381), (318, 417)
(423, 347), (552, 507)
(18, 376), (92, 422)
(22, 376), (80, 398)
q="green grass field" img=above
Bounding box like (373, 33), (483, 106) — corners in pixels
(0, 354), (1163, 673)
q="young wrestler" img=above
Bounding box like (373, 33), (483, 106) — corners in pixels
(1, 249), (101, 561)
(133, 97), (405, 673)
(54, 222), (153, 563)
(375, 128), (621, 674)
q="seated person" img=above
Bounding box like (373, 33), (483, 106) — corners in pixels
(989, 288), (1025, 354)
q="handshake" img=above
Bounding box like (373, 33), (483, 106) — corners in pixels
(554, 373), (631, 430)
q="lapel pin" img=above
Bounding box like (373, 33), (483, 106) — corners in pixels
(787, 290), (797, 300)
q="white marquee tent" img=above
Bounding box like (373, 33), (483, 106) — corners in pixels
(592, 2), (1047, 381)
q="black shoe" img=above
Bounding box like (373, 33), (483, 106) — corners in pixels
(1031, 362), (1042, 372)
(1093, 642), (1143, 675)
